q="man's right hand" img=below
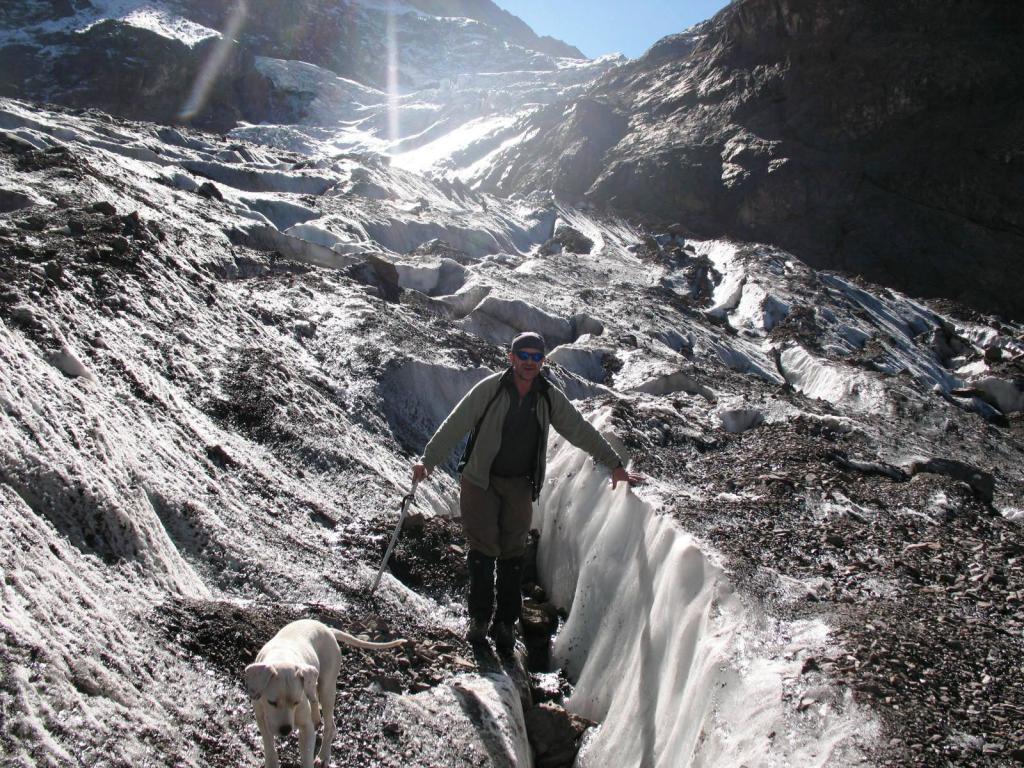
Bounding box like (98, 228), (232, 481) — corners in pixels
(412, 463), (429, 483)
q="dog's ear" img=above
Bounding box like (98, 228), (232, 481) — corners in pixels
(297, 664), (318, 699)
(244, 663), (274, 699)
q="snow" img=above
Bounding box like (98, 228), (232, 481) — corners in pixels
(0, 0), (218, 47)
(779, 345), (889, 413)
(460, 295), (575, 348)
(90, 7), (218, 45)
(385, 674), (534, 767)
(1, 4), (1023, 756)
(547, 341), (613, 384)
(391, 113), (522, 174)
(536, 411), (877, 767)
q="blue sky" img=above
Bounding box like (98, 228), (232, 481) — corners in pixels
(494, 0), (730, 59)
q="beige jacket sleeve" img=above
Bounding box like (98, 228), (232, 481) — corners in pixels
(546, 386), (625, 470)
(421, 374), (500, 471)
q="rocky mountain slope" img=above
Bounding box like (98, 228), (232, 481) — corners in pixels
(1, 1), (1023, 767)
(474, 0), (1024, 320)
(0, 0), (584, 133)
(1, 95), (1022, 766)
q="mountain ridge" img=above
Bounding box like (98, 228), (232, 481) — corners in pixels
(474, 0), (1024, 320)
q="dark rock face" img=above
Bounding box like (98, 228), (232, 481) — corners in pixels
(174, 0), (367, 85)
(484, 0), (1024, 319)
(0, 20), (284, 133)
(402, 0), (585, 59)
(477, 98), (630, 200)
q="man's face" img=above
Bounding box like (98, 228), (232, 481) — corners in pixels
(510, 347), (544, 383)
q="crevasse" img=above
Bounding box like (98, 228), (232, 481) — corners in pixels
(536, 411), (877, 767)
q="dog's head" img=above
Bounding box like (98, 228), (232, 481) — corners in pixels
(245, 663), (318, 736)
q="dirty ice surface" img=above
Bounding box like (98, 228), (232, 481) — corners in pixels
(1, 17), (1023, 762)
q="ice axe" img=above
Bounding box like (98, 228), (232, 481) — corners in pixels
(370, 479), (419, 595)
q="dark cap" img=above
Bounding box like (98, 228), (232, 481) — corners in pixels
(511, 332), (546, 355)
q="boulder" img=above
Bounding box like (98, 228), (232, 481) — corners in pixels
(524, 702), (586, 768)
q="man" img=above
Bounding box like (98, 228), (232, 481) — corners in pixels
(412, 332), (639, 653)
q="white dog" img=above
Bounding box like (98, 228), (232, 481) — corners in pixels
(245, 619), (405, 768)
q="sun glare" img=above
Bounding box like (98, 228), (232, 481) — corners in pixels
(178, 0), (249, 122)
(386, 0), (401, 144)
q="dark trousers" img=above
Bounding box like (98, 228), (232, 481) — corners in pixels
(461, 476), (532, 624)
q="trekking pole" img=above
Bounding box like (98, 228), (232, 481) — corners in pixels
(369, 479), (419, 596)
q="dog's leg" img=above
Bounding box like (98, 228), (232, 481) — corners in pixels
(294, 698), (317, 768)
(315, 677), (337, 768)
(253, 702), (280, 768)
(308, 689), (321, 729)
(298, 721), (317, 768)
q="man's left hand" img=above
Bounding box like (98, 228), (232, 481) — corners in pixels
(612, 466), (645, 489)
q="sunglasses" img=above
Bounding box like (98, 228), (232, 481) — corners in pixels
(515, 351), (544, 362)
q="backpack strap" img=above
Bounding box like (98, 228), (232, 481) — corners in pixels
(458, 370), (509, 472)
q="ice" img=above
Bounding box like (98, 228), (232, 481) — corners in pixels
(0, 127), (54, 151)
(283, 222), (352, 249)
(1001, 507), (1024, 523)
(180, 160), (337, 195)
(0, 34), (1022, 762)
(967, 375), (1024, 415)
(362, 217), (506, 257)
(1, 326), (208, 595)
(254, 57), (387, 126)
(239, 196), (319, 230)
(48, 344), (97, 383)
(459, 295), (574, 348)
(716, 407), (765, 433)
(377, 357), (492, 461)
(437, 283), (492, 318)
(394, 258), (468, 295)
(536, 411), (876, 767)
(164, 170), (199, 192)
(630, 370), (716, 400)
(547, 341), (614, 384)
(779, 345), (889, 412)
(385, 674), (533, 767)
(234, 224), (362, 269)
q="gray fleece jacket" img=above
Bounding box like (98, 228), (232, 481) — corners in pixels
(421, 369), (625, 500)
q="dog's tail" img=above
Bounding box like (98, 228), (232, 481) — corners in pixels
(333, 630), (406, 650)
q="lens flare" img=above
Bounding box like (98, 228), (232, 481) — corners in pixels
(178, 0), (248, 123)
(386, 0), (400, 145)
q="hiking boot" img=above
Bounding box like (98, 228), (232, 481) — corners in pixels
(466, 616), (489, 643)
(494, 556), (524, 628)
(491, 621), (516, 655)
(467, 550), (496, 623)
